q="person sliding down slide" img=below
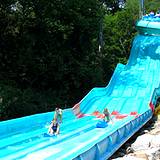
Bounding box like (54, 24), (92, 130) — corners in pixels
(47, 107), (63, 136)
(103, 108), (112, 123)
(96, 108), (112, 128)
(48, 120), (60, 136)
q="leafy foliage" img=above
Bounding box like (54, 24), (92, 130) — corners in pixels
(103, 0), (126, 14)
(0, 0), (104, 120)
(144, 0), (160, 13)
(102, 0), (139, 74)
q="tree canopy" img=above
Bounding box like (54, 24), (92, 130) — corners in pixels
(144, 0), (160, 13)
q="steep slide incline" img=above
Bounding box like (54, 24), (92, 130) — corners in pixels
(74, 35), (160, 117)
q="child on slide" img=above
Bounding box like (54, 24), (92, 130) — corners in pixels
(48, 107), (63, 135)
(103, 108), (111, 123)
(54, 107), (63, 124)
(48, 120), (60, 135)
(96, 108), (111, 128)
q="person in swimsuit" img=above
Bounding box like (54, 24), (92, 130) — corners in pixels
(103, 108), (111, 122)
(53, 107), (63, 124)
(48, 107), (63, 135)
(48, 120), (60, 135)
(49, 121), (59, 135)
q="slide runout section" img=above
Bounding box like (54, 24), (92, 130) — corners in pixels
(0, 115), (94, 150)
(0, 108), (75, 139)
(72, 110), (152, 160)
(0, 109), (75, 153)
(27, 116), (134, 160)
(52, 110), (152, 160)
(0, 115), (92, 156)
(0, 116), (99, 160)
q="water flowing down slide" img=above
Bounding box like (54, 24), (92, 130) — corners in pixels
(0, 17), (160, 160)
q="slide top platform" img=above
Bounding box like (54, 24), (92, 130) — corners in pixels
(136, 13), (160, 35)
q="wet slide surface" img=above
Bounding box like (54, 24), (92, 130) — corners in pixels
(0, 33), (160, 159)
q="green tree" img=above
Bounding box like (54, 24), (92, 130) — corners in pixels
(102, 0), (139, 75)
(0, 0), (105, 120)
(104, 0), (126, 14)
(144, 0), (160, 13)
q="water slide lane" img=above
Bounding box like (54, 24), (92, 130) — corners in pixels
(0, 115), (97, 159)
(21, 117), (134, 160)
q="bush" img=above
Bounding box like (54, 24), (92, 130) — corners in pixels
(0, 81), (59, 121)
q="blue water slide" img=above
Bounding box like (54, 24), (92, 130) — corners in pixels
(0, 17), (160, 160)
